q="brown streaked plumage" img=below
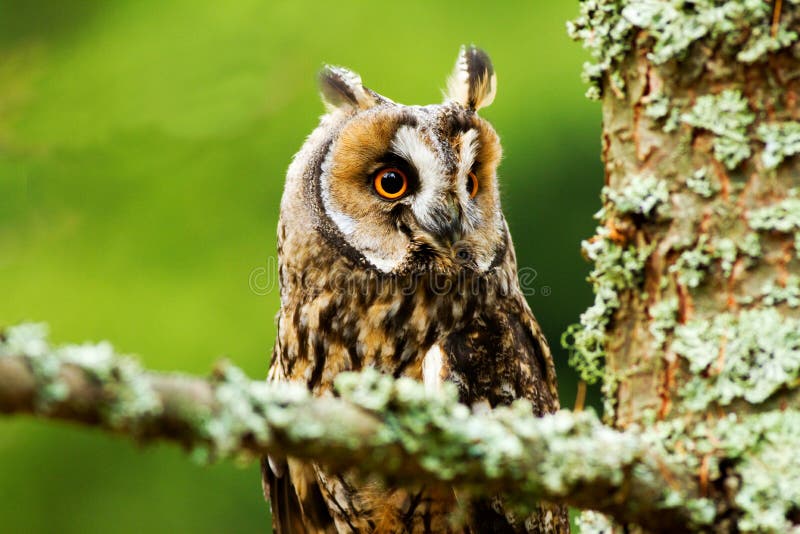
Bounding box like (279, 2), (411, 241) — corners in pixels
(264, 45), (569, 533)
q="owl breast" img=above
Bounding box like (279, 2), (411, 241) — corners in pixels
(269, 229), (513, 394)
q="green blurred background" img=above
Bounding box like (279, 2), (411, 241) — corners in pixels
(0, 1), (600, 531)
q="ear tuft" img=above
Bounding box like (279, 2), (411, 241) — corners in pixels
(445, 45), (497, 111)
(318, 65), (377, 111)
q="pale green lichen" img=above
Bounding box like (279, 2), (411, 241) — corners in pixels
(0, 323), (50, 358)
(0, 323), (68, 404)
(203, 363), (275, 458)
(600, 373), (619, 423)
(568, 0), (636, 99)
(563, 229), (654, 384)
(685, 167), (720, 198)
(670, 231), (760, 288)
(644, 92), (670, 120)
(681, 90), (755, 169)
(685, 498), (717, 526)
(670, 236), (712, 288)
(713, 237), (738, 277)
(575, 510), (614, 533)
(757, 121), (800, 170)
(644, 91), (682, 132)
(649, 297), (679, 347)
(565, 173), (668, 384)
(762, 276), (800, 307)
(737, 24), (799, 63)
(738, 232), (762, 258)
(621, 0), (794, 65)
(0, 323), (160, 424)
(672, 309), (800, 410)
(712, 410), (800, 532)
(569, 0), (799, 99)
(337, 370), (656, 506)
(740, 275), (800, 308)
(603, 174), (671, 218)
(641, 410), (800, 532)
(10, 323), (800, 531)
(637, 420), (718, 527)
(749, 195), (800, 234)
(336, 369), (497, 480)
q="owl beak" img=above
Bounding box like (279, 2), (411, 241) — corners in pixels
(424, 196), (463, 247)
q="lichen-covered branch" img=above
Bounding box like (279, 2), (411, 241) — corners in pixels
(0, 323), (699, 532)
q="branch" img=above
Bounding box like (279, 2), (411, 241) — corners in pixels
(0, 324), (697, 532)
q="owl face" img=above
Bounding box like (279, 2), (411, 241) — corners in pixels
(288, 47), (507, 276)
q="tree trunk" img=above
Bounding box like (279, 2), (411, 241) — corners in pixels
(569, 1), (800, 531)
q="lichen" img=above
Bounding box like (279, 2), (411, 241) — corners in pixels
(565, 172), (669, 385)
(645, 92), (683, 134)
(737, 24), (799, 63)
(203, 363), (276, 459)
(640, 409), (800, 533)
(757, 121), (800, 170)
(564, 171), (671, 386)
(669, 231), (759, 288)
(0, 322), (51, 358)
(685, 167), (719, 198)
(644, 92), (670, 120)
(748, 195), (800, 234)
(712, 237), (738, 277)
(670, 236), (712, 288)
(653, 410), (800, 532)
(0, 323), (160, 424)
(713, 410), (800, 532)
(576, 510), (614, 533)
(740, 275), (800, 308)
(672, 309), (800, 410)
(567, 0), (636, 99)
(338, 371), (656, 506)
(11, 323), (800, 530)
(649, 297), (679, 347)
(0, 323), (68, 404)
(761, 276), (800, 307)
(737, 231), (762, 259)
(563, 228), (653, 384)
(603, 174), (671, 218)
(636, 420), (718, 527)
(569, 0), (799, 99)
(642, 92), (681, 133)
(681, 90), (755, 169)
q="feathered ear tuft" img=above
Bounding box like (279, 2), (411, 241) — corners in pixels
(445, 45), (497, 111)
(318, 65), (378, 112)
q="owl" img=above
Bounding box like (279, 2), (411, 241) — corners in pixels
(263, 46), (568, 533)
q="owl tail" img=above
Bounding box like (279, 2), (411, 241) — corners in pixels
(262, 456), (335, 533)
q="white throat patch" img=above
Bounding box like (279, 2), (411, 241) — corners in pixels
(422, 343), (446, 394)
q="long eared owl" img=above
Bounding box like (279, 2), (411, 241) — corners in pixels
(263, 46), (568, 533)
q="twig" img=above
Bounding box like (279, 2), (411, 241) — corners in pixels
(772, 0), (784, 38)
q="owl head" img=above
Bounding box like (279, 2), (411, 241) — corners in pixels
(283, 46), (508, 277)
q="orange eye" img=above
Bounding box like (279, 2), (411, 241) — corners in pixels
(466, 171), (479, 198)
(374, 167), (408, 199)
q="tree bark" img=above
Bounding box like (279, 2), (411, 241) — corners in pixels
(568, 1), (800, 531)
